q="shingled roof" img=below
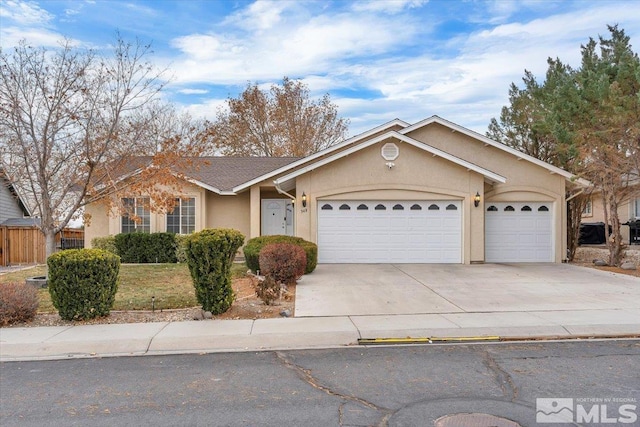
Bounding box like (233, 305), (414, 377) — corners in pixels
(183, 157), (301, 192)
(105, 156), (302, 193)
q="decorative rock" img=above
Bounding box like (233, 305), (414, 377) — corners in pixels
(280, 309), (291, 318)
(203, 311), (213, 319)
(593, 259), (608, 266)
(193, 311), (204, 321)
(620, 261), (637, 270)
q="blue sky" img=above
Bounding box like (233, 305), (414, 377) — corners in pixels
(2, 0), (639, 136)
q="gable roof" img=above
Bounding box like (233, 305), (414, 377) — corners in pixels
(231, 118), (410, 193)
(400, 115), (590, 186)
(274, 130), (507, 186)
(0, 167), (31, 216)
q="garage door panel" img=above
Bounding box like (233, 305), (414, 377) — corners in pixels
(485, 202), (553, 262)
(318, 200), (461, 263)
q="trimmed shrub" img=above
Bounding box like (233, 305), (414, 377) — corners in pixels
(259, 243), (306, 285)
(47, 249), (120, 321)
(0, 282), (39, 326)
(91, 235), (117, 254)
(244, 235), (317, 274)
(175, 234), (190, 263)
(114, 232), (177, 263)
(185, 228), (245, 314)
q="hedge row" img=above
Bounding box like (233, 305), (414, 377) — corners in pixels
(92, 233), (183, 263)
(243, 235), (317, 274)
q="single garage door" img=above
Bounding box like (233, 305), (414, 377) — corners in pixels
(317, 200), (461, 263)
(485, 202), (553, 262)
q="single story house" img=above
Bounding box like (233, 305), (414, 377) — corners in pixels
(85, 115), (588, 264)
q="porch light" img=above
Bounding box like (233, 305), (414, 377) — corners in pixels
(302, 192), (307, 208)
(474, 192), (481, 208)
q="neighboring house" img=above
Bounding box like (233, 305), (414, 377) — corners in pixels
(85, 115), (588, 264)
(0, 167), (31, 223)
(582, 192), (640, 244)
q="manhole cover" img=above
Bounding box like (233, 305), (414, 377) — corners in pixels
(435, 413), (521, 427)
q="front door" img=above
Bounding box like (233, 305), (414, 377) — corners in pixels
(261, 199), (294, 236)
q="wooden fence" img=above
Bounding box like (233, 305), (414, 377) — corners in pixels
(0, 226), (84, 266)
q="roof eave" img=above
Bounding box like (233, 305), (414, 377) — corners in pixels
(274, 130), (506, 185)
(400, 115), (586, 184)
(232, 119), (411, 192)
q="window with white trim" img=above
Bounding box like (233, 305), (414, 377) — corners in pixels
(634, 198), (640, 218)
(167, 197), (195, 234)
(121, 197), (150, 233)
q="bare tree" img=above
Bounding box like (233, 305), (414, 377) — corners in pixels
(0, 37), (204, 257)
(207, 77), (349, 156)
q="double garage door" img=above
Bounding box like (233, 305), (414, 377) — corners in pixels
(317, 200), (554, 264)
(317, 200), (461, 263)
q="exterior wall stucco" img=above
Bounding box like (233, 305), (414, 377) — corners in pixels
(291, 138), (485, 263)
(205, 191), (251, 239)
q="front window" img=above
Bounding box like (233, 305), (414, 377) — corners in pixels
(167, 197), (195, 234)
(121, 197), (150, 233)
(635, 198), (640, 219)
(582, 198), (592, 216)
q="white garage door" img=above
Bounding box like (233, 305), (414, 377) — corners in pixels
(317, 200), (462, 263)
(485, 202), (553, 262)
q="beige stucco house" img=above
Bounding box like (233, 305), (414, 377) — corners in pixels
(85, 115), (588, 264)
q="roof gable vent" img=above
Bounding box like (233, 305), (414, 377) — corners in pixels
(381, 142), (399, 161)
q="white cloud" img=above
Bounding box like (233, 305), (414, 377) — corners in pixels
(170, 7), (422, 85)
(352, 0), (428, 14)
(0, 0), (53, 25)
(0, 26), (68, 48)
(177, 88), (209, 95)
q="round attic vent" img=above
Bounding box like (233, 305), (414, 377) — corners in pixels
(381, 142), (399, 161)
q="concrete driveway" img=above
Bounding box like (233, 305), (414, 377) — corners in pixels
(295, 263), (640, 317)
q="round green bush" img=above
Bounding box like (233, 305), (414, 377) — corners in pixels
(47, 249), (120, 321)
(185, 228), (245, 314)
(243, 235), (317, 274)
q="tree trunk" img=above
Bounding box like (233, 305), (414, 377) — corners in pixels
(566, 192), (589, 262)
(44, 229), (57, 260)
(603, 191), (625, 266)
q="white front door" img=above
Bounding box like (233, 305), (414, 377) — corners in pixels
(261, 199), (294, 236)
(317, 200), (462, 263)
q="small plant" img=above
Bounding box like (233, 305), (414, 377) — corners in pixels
(0, 282), (39, 326)
(48, 249), (120, 321)
(244, 235), (317, 274)
(259, 243), (306, 286)
(253, 275), (282, 306)
(185, 228), (245, 314)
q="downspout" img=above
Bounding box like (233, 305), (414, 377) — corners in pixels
(565, 189), (585, 202)
(274, 181), (296, 201)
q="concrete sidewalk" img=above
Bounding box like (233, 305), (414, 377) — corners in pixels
(2, 308), (640, 362)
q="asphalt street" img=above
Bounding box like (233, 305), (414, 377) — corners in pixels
(1, 339), (639, 426)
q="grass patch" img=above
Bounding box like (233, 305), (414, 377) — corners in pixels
(1, 262), (248, 313)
